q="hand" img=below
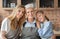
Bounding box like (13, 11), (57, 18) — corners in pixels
(51, 35), (56, 39)
(36, 21), (41, 29)
(0, 31), (7, 39)
(0, 34), (7, 39)
(0, 37), (7, 39)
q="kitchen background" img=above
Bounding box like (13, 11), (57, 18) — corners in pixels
(0, 0), (60, 39)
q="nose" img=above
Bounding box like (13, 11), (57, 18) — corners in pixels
(29, 12), (32, 15)
(19, 11), (22, 14)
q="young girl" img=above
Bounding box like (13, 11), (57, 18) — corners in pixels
(0, 5), (26, 39)
(36, 10), (55, 39)
(21, 3), (40, 39)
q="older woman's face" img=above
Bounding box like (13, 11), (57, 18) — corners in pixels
(36, 13), (45, 22)
(26, 8), (34, 18)
(16, 7), (25, 19)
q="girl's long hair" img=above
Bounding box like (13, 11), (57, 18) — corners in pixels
(7, 5), (26, 30)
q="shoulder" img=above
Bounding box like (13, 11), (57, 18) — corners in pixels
(45, 21), (52, 24)
(2, 17), (10, 23)
(44, 21), (52, 27)
(1, 18), (10, 33)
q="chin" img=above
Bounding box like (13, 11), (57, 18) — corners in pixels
(40, 20), (44, 22)
(38, 19), (43, 22)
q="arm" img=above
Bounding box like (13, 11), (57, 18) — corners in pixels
(42, 22), (53, 36)
(36, 21), (43, 36)
(51, 35), (56, 39)
(37, 21), (54, 37)
(0, 18), (8, 39)
(0, 31), (7, 39)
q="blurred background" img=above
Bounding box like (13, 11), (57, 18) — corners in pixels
(0, 0), (60, 39)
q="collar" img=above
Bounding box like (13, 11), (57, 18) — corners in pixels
(25, 20), (36, 24)
(41, 20), (48, 24)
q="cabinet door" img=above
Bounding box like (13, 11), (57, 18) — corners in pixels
(39, 0), (54, 8)
(21, 0), (36, 8)
(3, 0), (17, 8)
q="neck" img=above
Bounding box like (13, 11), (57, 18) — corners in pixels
(42, 18), (47, 23)
(43, 18), (46, 22)
(28, 18), (34, 23)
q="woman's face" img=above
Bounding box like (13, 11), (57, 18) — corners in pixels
(26, 8), (34, 18)
(36, 12), (45, 22)
(16, 7), (25, 19)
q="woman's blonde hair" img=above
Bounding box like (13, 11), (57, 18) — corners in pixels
(7, 5), (26, 30)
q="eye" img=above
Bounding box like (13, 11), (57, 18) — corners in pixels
(18, 10), (20, 12)
(27, 12), (29, 13)
(31, 11), (33, 13)
(22, 11), (24, 14)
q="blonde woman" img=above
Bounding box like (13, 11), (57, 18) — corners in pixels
(0, 5), (26, 39)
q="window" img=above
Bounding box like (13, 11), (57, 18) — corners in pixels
(3, 0), (17, 8)
(40, 0), (54, 8)
(21, 0), (36, 6)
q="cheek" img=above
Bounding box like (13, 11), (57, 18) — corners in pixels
(36, 16), (40, 21)
(16, 13), (19, 16)
(40, 17), (44, 22)
(19, 12), (24, 15)
(19, 13), (23, 16)
(17, 12), (19, 15)
(32, 13), (34, 16)
(17, 12), (23, 17)
(26, 13), (28, 16)
(26, 15), (28, 18)
(38, 17), (41, 21)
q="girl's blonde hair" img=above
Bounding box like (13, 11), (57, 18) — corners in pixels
(7, 5), (26, 30)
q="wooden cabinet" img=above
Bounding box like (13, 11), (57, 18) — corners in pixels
(1, 0), (21, 10)
(0, 0), (60, 10)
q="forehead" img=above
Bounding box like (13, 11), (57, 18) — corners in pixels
(26, 8), (34, 11)
(37, 12), (43, 15)
(18, 7), (25, 11)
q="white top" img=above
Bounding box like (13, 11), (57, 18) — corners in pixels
(1, 18), (10, 34)
(1, 18), (20, 39)
(25, 20), (36, 27)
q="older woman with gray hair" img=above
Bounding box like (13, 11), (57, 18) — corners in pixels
(21, 3), (41, 39)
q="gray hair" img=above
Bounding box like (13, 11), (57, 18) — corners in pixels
(25, 3), (35, 9)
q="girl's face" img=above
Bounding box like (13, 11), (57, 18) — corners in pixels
(16, 7), (25, 19)
(36, 12), (45, 22)
(26, 8), (34, 18)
